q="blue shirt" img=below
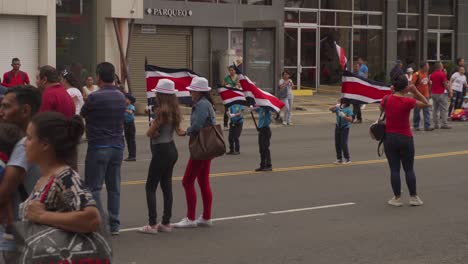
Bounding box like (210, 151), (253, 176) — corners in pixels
(80, 86), (126, 149)
(335, 106), (353, 129)
(229, 104), (245, 124)
(187, 97), (216, 136)
(255, 108), (272, 128)
(359, 64), (368, 78)
(125, 104), (135, 123)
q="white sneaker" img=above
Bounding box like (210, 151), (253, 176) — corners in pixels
(333, 160), (343, 165)
(409, 196), (424, 206)
(137, 225), (158, 235)
(388, 197), (403, 207)
(343, 160), (352, 165)
(282, 121), (287, 126)
(171, 217), (197, 228)
(196, 215), (213, 227)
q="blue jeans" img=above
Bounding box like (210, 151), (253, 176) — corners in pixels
(413, 107), (431, 129)
(84, 147), (123, 232)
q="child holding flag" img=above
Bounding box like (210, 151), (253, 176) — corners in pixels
(251, 105), (273, 172)
(226, 104), (245, 155)
(329, 98), (354, 165)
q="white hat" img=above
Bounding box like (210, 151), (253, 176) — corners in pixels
(406, 67), (414, 73)
(152, 79), (177, 94)
(186, 76), (211, 92)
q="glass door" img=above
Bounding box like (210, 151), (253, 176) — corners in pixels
(284, 27), (318, 90)
(427, 31), (454, 63)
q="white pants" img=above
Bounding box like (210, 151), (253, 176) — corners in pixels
(281, 98), (293, 123)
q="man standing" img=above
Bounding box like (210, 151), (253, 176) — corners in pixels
(390, 60), (405, 80)
(81, 62), (126, 235)
(1, 58), (30, 88)
(357, 57), (369, 78)
(0, 86), (41, 262)
(36, 65), (75, 118)
(430, 62), (452, 129)
(413, 62), (433, 131)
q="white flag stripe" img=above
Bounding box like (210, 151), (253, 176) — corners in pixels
(342, 93), (382, 103)
(342, 76), (391, 91)
(145, 71), (198, 79)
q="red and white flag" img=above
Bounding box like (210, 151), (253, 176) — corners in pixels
(341, 71), (391, 104)
(145, 65), (198, 99)
(237, 74), (285, 113)
(217, 86), (247, 107)
(335, 42), (348, 71)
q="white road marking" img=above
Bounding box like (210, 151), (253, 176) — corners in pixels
(269, 202), (356, 214)
(119, 202), (355, 233)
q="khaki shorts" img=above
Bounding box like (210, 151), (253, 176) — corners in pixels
(0, 250), (19, 264)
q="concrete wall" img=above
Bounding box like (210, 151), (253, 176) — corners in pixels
(385, 0), (398, 78)
(456, 0), (468, 60)
(0, 0), (56, 67)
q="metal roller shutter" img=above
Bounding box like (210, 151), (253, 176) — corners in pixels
(129, 25), (192, 106)
(0, 15), (39, 82)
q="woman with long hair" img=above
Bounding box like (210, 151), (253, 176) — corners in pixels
(138, 80), (185, 234)
(20, 112), (101, 233)
(173, 77), (216, 228)
(61, 70), (84, 115)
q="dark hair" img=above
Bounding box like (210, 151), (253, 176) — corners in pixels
(96, 62), (115, 83)
(61, 70), (83, 94)
(31, 112), (85, 166)
(456, 57), (464, 65)
(340, 98), (350, 107)
(11, 58), (20, 64)
(282, 71), (290, 77)
(420, 61), (428, 68)
(227, 66), (236, 71)
(0, 123), (24, 156)
(5, 85), (42, 115)
(392, 75), (409, 92)
(200, 92), (214, 106)
(39, 65), (60, 83)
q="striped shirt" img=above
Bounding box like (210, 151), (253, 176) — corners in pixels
(80, 86), (126, 148)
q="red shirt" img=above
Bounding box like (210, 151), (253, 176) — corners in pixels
(1, 70), (30, 87)
(429, 70), (447, 94)
(39, 84), (76, 118)
(381, 95), (416, 137)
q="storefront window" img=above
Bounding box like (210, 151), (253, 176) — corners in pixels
(353, 29), (384, 80)
(245, 29), (275, 91)
(320, 0), (352, 10)
(285, 0), (318, 8)
(284, 28), (298, 67)
(429, 0), (454, 15)
(354, 0), (384, 11)
(56, 0), (96, 87)
(397, 30), (419, 67)
(399, 0), (420, 13)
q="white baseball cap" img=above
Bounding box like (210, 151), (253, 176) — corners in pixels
(186, 76), (211, 92)
(152, 79), (177, 94)
(407, 67), (414, 73)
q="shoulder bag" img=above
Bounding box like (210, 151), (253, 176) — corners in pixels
(189, 107), (226, 160)
(369, 95), (389, 156)
(13, 176), (113, 264)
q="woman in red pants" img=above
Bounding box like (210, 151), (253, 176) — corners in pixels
(172, 77), (216, 228)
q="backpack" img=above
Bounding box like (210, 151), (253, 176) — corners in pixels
(369, 95), (389, 156)
(6, 71), (26, 84)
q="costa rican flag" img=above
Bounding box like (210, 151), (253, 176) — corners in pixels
(237, 74), (285, 113)
(341, 71), (391, 104)
(217, 86), (248, 107)
(335, 42), (348, 71)
(145, 64), (197, 103)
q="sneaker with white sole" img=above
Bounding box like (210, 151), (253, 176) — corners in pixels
(157, 223), (172, 233)
(409, 196), (424, 206)
(333, 160), (343, 165)
(196, 216), (213, 227)
(172, 217), (197, 228)
(343, 160), (352, 165)
(388, 197), (403, 207)
(137, 225), (158, 234)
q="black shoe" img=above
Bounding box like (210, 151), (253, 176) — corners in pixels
(233, 151), (240, 155)
(226, 151), (234, 155)
(424, 127), (434, 131)
(441, 125), (452, 129)
(124, 157), (136, 162)
(262, 167), (273, 171)
(255, 167), (264, 172)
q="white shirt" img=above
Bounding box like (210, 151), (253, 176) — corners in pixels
(82, 85), (99, 97)
(67, 87), (84, 115)
(450, 72), (467, 92)
(462, 102), (468, 109)
(279, 79), (294, 99)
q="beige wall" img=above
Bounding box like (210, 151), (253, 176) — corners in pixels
(0, 0), (56, 67)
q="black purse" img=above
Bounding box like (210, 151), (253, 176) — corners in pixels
(369, 95), (389, 156)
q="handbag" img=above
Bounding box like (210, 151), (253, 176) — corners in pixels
(14, 176), (113, 264)
(369, 95), (389, 156)
(189, 107), (226, 160)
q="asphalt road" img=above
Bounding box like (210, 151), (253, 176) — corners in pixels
(77, 109), (468, 264)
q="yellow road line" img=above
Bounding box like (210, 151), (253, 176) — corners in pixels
(121, 149), (468, 186)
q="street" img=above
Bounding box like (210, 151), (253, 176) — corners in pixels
(78, 109), (468, 264)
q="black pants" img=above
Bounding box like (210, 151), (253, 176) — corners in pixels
(449, 90), (464, 116)
(146, 141), (178, 225)
(258, 127), (272, 168)
(353, 104), (362, 121)
(335, 126), (350, 161)
(124, 122), (136, 158)
(228, 122), (243, 152)
(384, 133), (417, 197)
(224, 106), (229, 127)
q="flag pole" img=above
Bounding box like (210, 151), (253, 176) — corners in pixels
(250, 111), (258, 130)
